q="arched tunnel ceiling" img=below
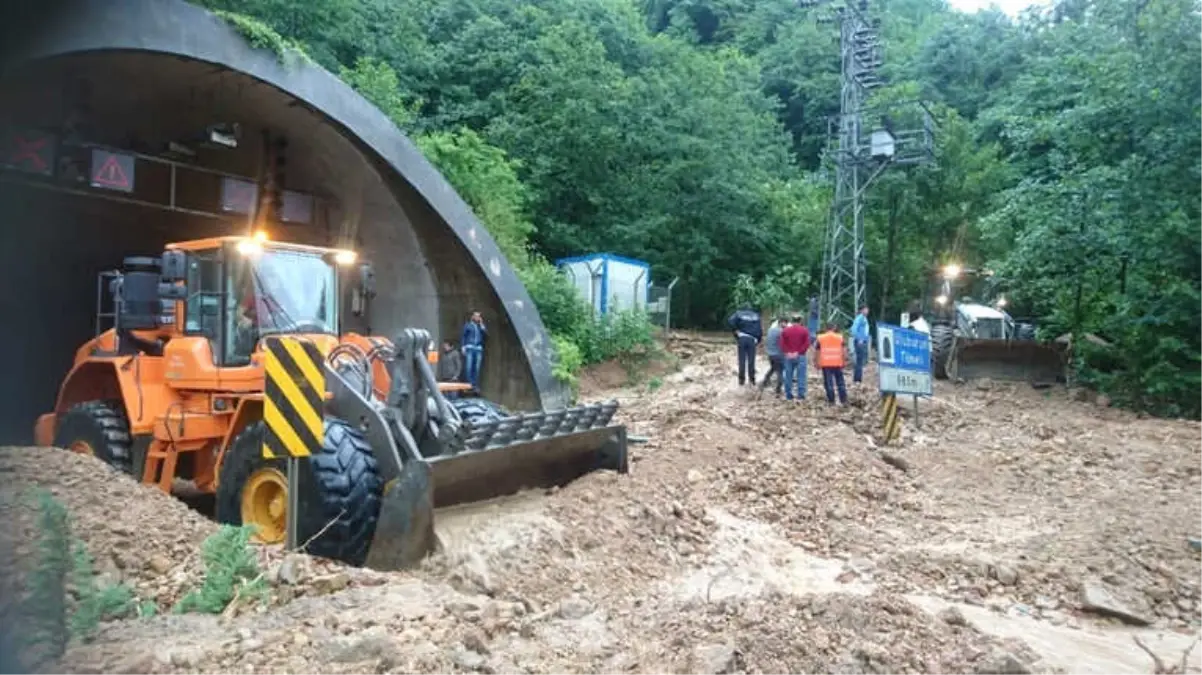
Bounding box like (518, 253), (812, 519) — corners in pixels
(0, 0), (565, 441)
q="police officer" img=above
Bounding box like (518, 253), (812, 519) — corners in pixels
(726, 304), (763, 386)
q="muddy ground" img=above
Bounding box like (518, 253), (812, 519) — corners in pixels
(1, 334), (1199, 674)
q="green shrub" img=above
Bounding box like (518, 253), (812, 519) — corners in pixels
(574, 308), (657, 365)
(68, 540), (137, 640)
(212, 10), (313, 65)
(10, 490), (143, 671)
(520, 257), (659, 379)
(174, 525), (268, 615)
(18, 490), (71, 669)
(518, 256), (591, 338)
(550, 333), (584, 388)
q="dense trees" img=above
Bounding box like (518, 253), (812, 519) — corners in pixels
(198, 0), (1201, 417)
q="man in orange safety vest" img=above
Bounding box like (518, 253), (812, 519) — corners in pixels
(814, 322), (849, 405)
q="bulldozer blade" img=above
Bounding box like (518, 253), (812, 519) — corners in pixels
(950, 339), (1065, 384)
(364, 459), (436, 572)
(427, 425), (628, 509)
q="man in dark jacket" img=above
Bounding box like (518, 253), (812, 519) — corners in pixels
(437, 340), (463, 383)
(461, 310), (488, 391)
(726, 304), (763, 386)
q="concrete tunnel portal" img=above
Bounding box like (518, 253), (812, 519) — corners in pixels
(0, 0), (565, 444)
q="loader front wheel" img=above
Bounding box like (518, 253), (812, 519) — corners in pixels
(930, 324), (954, 380)
(53, 400), (133, 475)
(450, 397), (511, 427)
(216, 417), (383, 566)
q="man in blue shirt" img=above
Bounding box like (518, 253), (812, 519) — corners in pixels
(461, 310), (488, 392)
(807, 296), (820, 344)
(850, 304), (871, 385)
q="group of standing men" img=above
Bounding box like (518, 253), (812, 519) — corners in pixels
(726, 301), (873, 405)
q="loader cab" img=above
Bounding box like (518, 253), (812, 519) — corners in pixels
(171, 235), (363, 367)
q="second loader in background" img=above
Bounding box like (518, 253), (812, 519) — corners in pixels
(35, 232), (627, 571)
(923, 264), (1064, 385)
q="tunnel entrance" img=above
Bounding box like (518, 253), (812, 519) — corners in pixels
(0, 30), (555, 443)
(0, 52), (362, 443)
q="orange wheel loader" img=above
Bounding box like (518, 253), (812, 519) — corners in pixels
(35, 233), (627, 569)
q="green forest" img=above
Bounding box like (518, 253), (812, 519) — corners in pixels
(196, 0), (1201, 418)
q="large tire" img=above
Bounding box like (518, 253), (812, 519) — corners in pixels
(930, 324), (954, 380)
(215, 417), (383, 566)
(449, 397), (511, 427)
(53, 400), (133, 475)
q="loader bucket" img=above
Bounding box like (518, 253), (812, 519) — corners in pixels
(429, 424), (627, 508)
(430, 400), (627, 508)
(360, 399), (626, 571)
(364, 459), (436, 571)
(948, 338), (1065, 384)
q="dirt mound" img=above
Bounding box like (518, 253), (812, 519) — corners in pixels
(4, 336), (1199, 674)
(0, 447), (220, 611)
(0, 447), (354, 626)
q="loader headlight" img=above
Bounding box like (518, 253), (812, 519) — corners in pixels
(996, 296), (1007, 308)
(942, 263), (961, 280)
(333, 249), (358, 266)
(935, 294), (948, 305)
(236, 238), (263, 256)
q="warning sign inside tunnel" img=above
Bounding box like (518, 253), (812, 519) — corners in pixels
(1, 127), (56, 176)
(90, 149), (135, 192)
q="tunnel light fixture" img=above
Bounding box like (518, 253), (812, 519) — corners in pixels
(205, 123), (240, 149)
(333, 249), (358, 266)
(942, 263), (962, 280)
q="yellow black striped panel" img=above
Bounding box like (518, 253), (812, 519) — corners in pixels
(261, 337), (327, 459)
(880, 393), (901, 444)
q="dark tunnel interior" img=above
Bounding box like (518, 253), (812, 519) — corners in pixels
(0, 49), (546, 443)
(0, 184), (244, 442)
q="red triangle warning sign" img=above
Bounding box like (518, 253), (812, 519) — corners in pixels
(90, 150), (134, 192)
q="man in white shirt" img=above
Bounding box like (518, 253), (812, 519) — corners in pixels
(909, 309), (931, 335)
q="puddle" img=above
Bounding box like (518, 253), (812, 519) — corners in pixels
(434, 491), (564, 560)
(665, 509), (875, 602)
(907, 595), (1202, 674)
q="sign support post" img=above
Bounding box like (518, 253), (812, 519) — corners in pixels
(876, 322), (933, 444)
(286, 457), (300, 550)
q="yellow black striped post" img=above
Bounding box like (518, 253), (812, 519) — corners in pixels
(880, 392), (901, 444)
(261, 336), (327, 460)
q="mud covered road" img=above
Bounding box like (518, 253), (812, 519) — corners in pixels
(1, 335), (1199, 673)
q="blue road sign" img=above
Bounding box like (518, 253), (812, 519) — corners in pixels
(876, 322), (933, 397)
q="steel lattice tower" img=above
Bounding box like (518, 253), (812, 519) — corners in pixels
(805, 0), (934, 328)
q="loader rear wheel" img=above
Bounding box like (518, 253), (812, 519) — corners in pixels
(53, 400), (133, 475)
(216, 417), (383, 566)
(930, 324), (954, 380)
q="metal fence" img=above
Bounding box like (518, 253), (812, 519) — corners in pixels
(647, 278), (678, 334)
